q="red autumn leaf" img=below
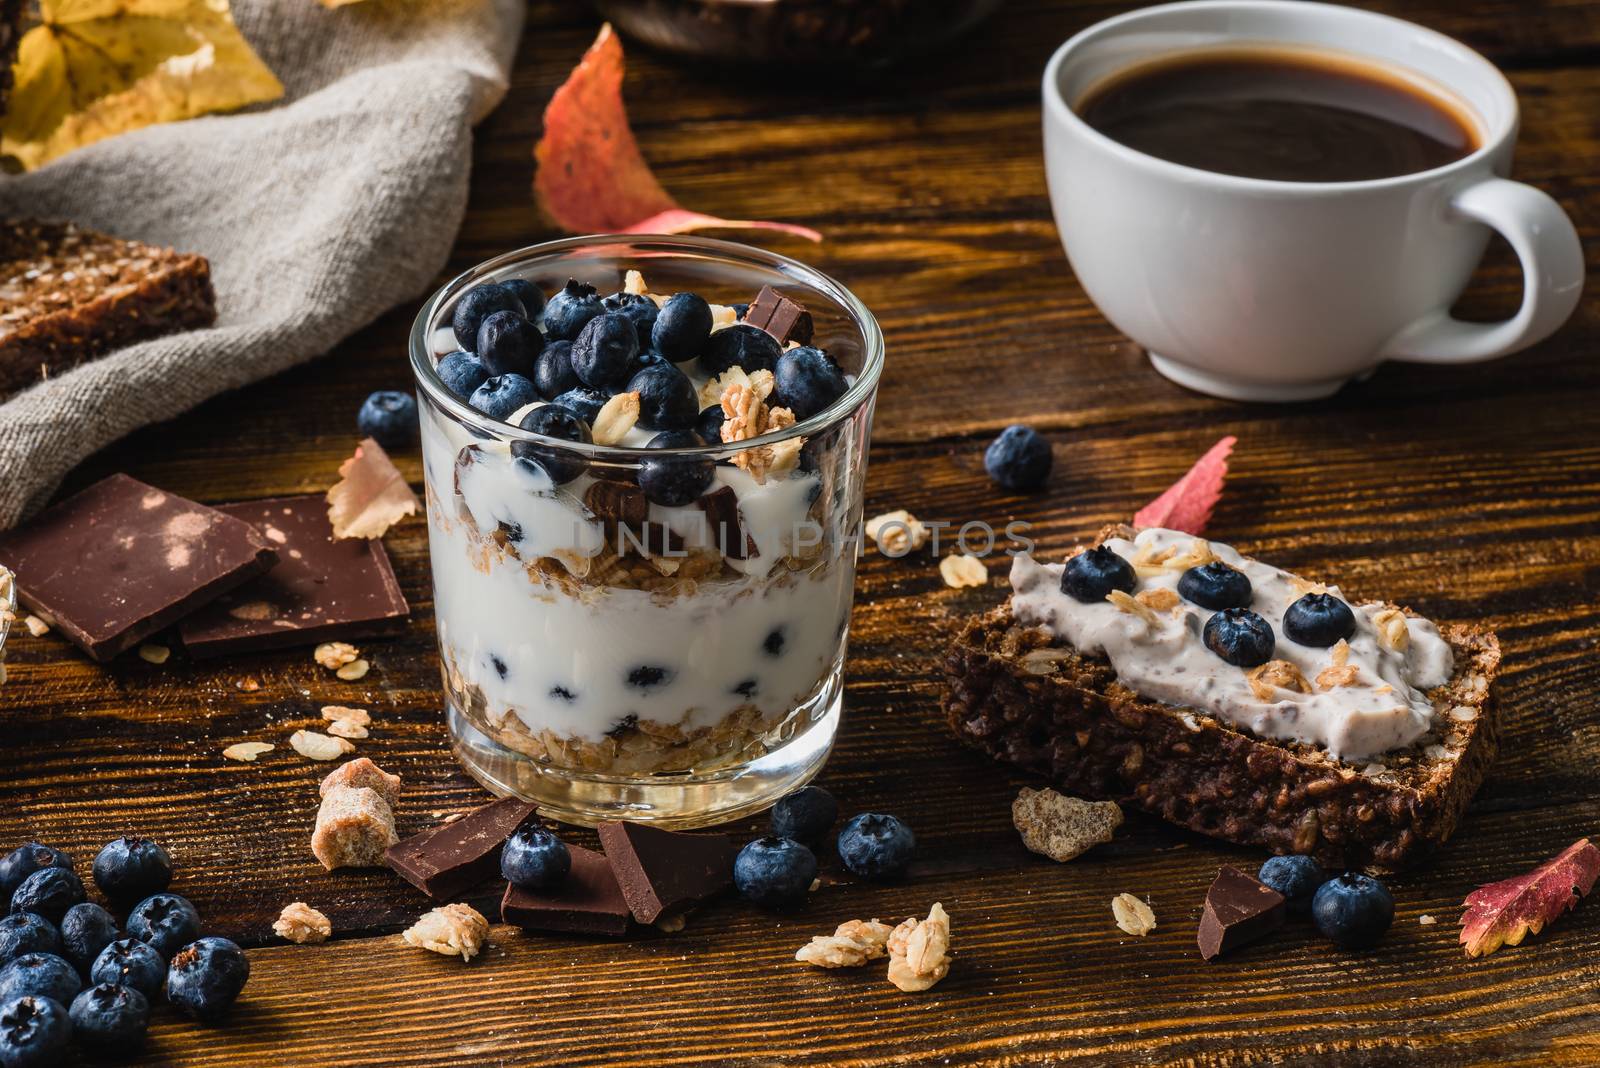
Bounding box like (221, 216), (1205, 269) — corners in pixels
(533, 25), (821, 242)
(326, 438), (418, 540)
(1459, 838), (1600, 958)
(1133, 435), (1236, 535)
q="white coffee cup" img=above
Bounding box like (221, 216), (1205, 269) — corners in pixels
(1042, 0), (1585, 402)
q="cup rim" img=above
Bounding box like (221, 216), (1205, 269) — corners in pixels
(1041, 0), (1520, 196)
(408, 234), (885, 460)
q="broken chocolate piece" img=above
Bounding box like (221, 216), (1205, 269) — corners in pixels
(501, 843), (631, 937)
(1197, 865), (1286, 961)
(697, 485), (757, 560)
(0, 474), (277, 661)
(178, 495), (409, 658)
(385, 797), (539, 901)
(744, 285), (814, 346)
(597, 822), (738, 924)
(584, 480), (648, 530)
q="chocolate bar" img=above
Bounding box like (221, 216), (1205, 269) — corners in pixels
(744, 285), (814, 346)
(597, 822), (737, 924)
(0, 474), (277, 661)
(501, 844), (631, 937)
(1197, 866), (1286, 961)
(697, 486), (757, 560)
(385, 797), (539, 900)
(178, 495), (409, 658)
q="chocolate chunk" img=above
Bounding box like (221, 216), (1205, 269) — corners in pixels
(697, 485), (756, 560)
(744, 285), (814, 346)
(177, 495), (409, 658)
(501, 844), (631, 937)
(0, 474), (277, 661)
(1197, 865), (1286, 961)
(597, 822), (738, 924)
(584, 480), (648, 530)
(385, 797), (539, 901)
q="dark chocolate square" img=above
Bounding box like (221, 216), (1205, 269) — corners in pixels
(597, 822), (737, 924)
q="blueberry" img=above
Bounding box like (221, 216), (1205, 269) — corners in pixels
(500, 278), (546, 320)
(436, 351), (490, 401)
(769, 787), (838, 847)
(92, 838), (172, 904)
(125, 894), (200, 959)
(0, 918), (57, 969)
(638, 430), (715, 507)
(0, 848), (72, 903)
(626, 350), (672, 378)
(571, 313), (640, 389)
(550, 387), (611, 425)
(771, 346), (848, 421)
(696, 405), (725, 447)
(625, 665), (673, 690)
(1178, 561), (1253, 610)
(542, 279), (604, 341)
(533, 340), (579, 399)
(837, 813), (916, 880)
(731, 302), (749, 320)
(69, 983), (148, 1050)
(0, 955), (80, 1007)
(58, 905), (117, 976)
(500, 826), (571, 891)
(468, 373), (541, 422)
(1283, 593), (1357, 647)
(166, 937), (249, 1022)
(732, 679), (758, 698)
(1311, 872), (1393, 948)
(509, 404), (592, 485)
(1258, 855), (1327, 917)
(451, 282), (526, 352)
(0, 996), (71, 1068)
(1203, 608), (1275, 668)
(476, 309), (545, 378)
(602, 291), (659, 349)
(356, 390), (419, 449)
(89, 940), (164, 999)
(651, 293), (713, 362)
(1059, 546), (1136, 603)
(733, 838), (817, 908)
(627, 364), (698, 432)
(762, 627), (785, 656)
(698, 324), (781, 377)
(10, 870), (84, 926)
(984, 425), (1052, 492)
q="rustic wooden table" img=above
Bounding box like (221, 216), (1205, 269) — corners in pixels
(4, 1), (1599, 1063)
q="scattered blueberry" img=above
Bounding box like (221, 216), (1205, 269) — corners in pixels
(125, 894), (201, 960)
(356, 390), (419, 449)
(0, 848), (72, 903)
(550, 387), (611, 424)
(58, 904), (118, 977)
(769, 787), (838, 847)
(534, 340), (579, 399)
(602, 292), (660, 349)
(89, 940), (164, 999)
(540, 279), (604, 341)
(699, 324), (781, 377)
(10, 870), (84, 926)
(0, 919), (56, 970)
(733, 838), (817, 908)
(1178, 561), (1253, 610)
(512, 404), (592, 485)
(451, 282), (526, 352)
(983, 425), (1052, 492)
(696, 405), (725, 447)
(0, 955), (80, 1007)
(731, 302), (749, 320)
(1258, 855), (1327, 917)
(762, 627), (785, 657)
(436, 351), (490, 401)
(837, 814), (916, 880)
(1311, 872), (1394, 948)
(69, 983), (148, 1051)
(468, 373), (541, 422)
(476, 309), (545, 378)
(165, 937), (249, 1022)
(0, 996), (71, 1068)
(651, 293), (713, 362)
(1283, 593), (1357, 647)
(638, 430), (715, 507)
(627, 364), (698, 431)
(500, 278), (546, 320)
(500, 827), (571, 891)
(571, 313), (641, 389)
(625, 665), (674, 690)
(771, 346), (848, 421)
(1059, 546), (1136, 603)
(1203, 608), (1276, 668)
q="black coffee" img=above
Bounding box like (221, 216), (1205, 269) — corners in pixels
(1077, 47), (1479, 182)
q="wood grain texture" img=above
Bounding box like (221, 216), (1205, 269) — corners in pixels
(4, 1), (1600, 1064)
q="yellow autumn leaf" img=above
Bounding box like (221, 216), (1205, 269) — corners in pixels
(1, 0), (284, 171)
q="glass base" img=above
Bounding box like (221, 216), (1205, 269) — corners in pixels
(448, 669), (842, 829)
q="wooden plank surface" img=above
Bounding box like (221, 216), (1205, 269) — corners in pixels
(5, 1), (1600, 1064)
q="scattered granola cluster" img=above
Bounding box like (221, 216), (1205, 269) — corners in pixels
(1112, 893), (1157, 937)
(403, 903), (489, 962)
(310, 758), (402, 871)
(796, 904), (951, 993)
(273, 902), (332, 944)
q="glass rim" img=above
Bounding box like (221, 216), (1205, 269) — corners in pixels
(408, 234), (886, 460)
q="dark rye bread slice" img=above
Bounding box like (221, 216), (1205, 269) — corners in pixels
(943, 526), (1501, 873)
(0, 220), (216, 396)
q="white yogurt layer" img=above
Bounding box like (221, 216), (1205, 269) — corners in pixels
(1008, 528), (1454, 761)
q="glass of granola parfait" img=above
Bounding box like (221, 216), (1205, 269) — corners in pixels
(409, 235), (883, 826)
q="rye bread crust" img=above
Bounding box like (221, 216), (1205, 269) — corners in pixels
(943, 528), (1501, 872)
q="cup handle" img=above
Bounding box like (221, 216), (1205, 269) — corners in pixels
(1381, 177), (1584, 364)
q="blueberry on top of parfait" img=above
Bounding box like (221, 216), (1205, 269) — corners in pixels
(772, 346), (848, 421)
(1283, 592), (1356, 647)
(513, 405), (592, 485)
(602, 291), (659, 348)
(627, 364), (698, 431)
(469, 374), (540, 422)
(534, 340), (579, 399)
(1203, 608), (1275, 667)
(984, 424), (1053, 492)
(638, 430), (715, 507)
(651, 292), (713, 362)
(550, 387), (610, 425)
(699, 323), (781, 377)
(542, 279), (604, 341)
(451, 282), (525, 352)
(696, 405), (726, 447)
(571, 312), (640, 389)
(1178, 561), (1253, 610)
(436, 351), (489, 401)
(1060, 546), (1136, 603)
(499, 278), (545, 320)
(476, 308), (544, 378)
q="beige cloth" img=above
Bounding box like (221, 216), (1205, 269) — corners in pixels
(0, 0), (524, 528)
